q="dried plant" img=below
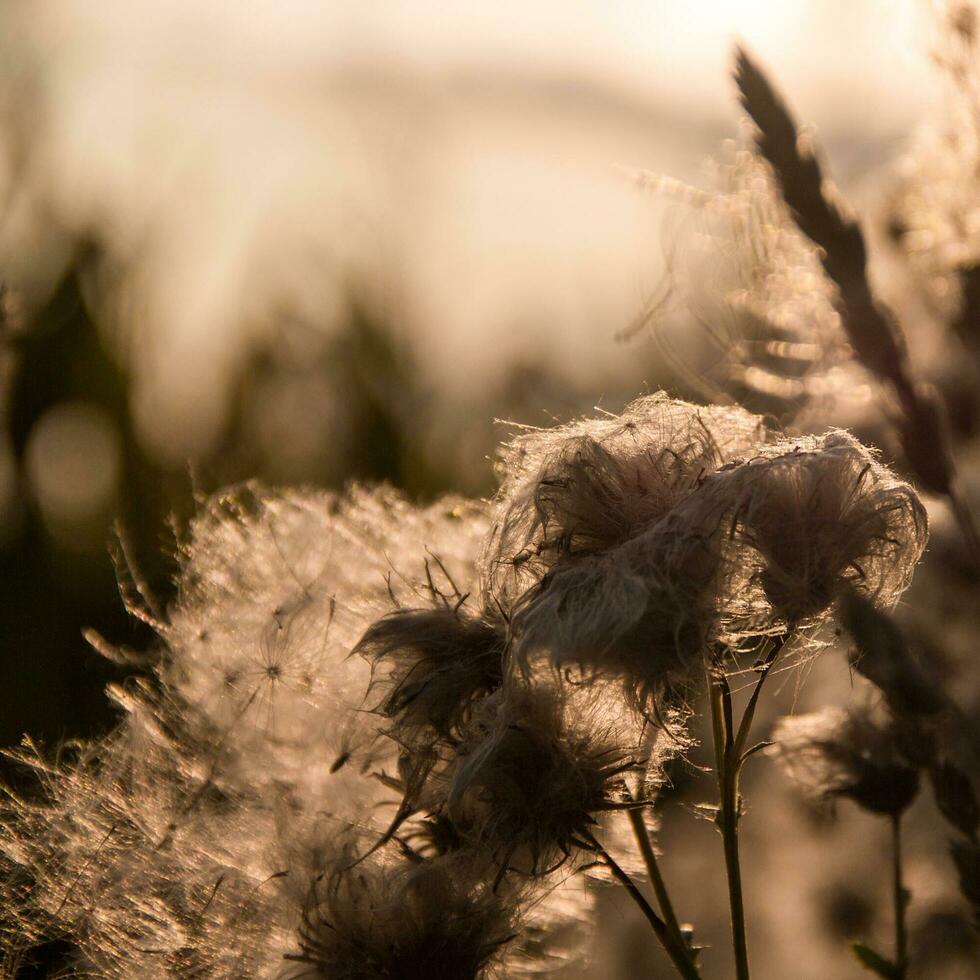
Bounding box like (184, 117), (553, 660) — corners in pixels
(285, 853), (519, 980)
(8, 14), (980, 980)
(888, 2), (980, 357)
(486, 392), (765, 605)
(0, 391), (930, 980)
(772, 706), (920, 818)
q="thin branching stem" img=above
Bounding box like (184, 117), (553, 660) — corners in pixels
(583, 829), (701, 980)
(733, 635), (787, 759)
(708, 636), (786, 980)
(627, 807), (690, 956)
(710, 675), (750, 980)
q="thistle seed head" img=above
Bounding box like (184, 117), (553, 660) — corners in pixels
(445, 685), (646, 876)
(287, 855), (518, 980)
(718, 430), (928, 629)
(512, 510), (725, 708)
(486, 392), (765, 603)
(771, 705), (921, 817)
(357, 604), (506, 744)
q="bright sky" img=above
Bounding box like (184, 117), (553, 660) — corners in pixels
(0, 0), (941, 461)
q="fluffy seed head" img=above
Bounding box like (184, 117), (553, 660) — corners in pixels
(357, 604), (506, 744)
(445, 684), (646, 875)
(286, 855), (518, 980)
(717, 430), (928, 628)
(0, 485), (493, 976)
(486, 392), (765, 604)
(512, 504), (726, 707)
(501, 410), (926, 705)
(771, 706), (921, 817)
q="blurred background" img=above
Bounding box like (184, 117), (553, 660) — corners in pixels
(1, 2), (977, 977)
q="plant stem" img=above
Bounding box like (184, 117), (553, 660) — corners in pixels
(584, 829), (701, 980)
(733, 636), (786, 759)
(710, 674), (750, 980)
(707, 635), (787, 980)
(719, 773), (749, 980)
(892, 814), (908, 979)
(627, 807), (687, 948)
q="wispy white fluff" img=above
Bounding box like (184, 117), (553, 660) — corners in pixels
(1, 483), (494, 977)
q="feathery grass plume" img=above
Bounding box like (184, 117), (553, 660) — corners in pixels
(486, 392), (765, 605)
(771, 706), (920, 817)
(732, 48), (901, 379)
(444, 679), (653, 877)
(284, 852), (520, 980)
(715, 431), (928, 629)
(626, 148), (848, 423)
(734, 44), (970, 519)
(735, 48), (876, 334)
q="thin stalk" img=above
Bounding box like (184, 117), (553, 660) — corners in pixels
(892, 814), (908, 979)
(719, 773), (748, 980)
(709, 675), (727, 776)
(733, 636), (786, 759)
(583, 830), (701, 980)
(709, 675), (750, 980)
(707, 638), (786, 980)
(627, 807), (687, 948)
